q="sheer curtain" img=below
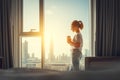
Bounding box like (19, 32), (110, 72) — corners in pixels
(11, 0), (22, 68)
(96, 0), (120, 56)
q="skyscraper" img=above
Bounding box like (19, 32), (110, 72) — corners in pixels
(49, 34), (55, 62)
(22, 40), (29, 63)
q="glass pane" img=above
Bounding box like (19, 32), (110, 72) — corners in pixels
(21, 37), (41, 68)
(23, 0), (39, 32)
(44, 0), (90, 71)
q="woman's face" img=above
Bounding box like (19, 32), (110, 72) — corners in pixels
(71, 26), (79, 32)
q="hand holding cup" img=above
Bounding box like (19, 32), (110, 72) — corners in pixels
(67, 36), (71, 43)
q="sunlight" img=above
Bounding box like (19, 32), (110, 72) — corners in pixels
(22, 0), (90, 69)
(44, 0), (90, 59)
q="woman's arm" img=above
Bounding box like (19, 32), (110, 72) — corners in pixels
(67, 39), (80, 48)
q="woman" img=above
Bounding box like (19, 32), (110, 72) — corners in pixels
(67, 20), (83, 71)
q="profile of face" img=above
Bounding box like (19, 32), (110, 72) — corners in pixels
(71, 20), (81, 32)
(71, 25), (79, 32)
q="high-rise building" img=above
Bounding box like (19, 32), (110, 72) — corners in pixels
(22, 40), (29, 63)
(21, 40), (42, 68)
(49, 35), (55, 62)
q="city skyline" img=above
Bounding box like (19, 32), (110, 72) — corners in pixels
(22, 0), (90, 60)
(22, 40), (89, 70)
(44, 0), (90, 57)
(22, 40), (90, 60)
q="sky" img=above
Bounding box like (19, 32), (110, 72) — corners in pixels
(23, 0), (90, 59)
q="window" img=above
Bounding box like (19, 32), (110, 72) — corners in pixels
(23, 0), (40, 32)
(21, 37), (41, 68)
(20, 0), (43, 68)
(20, 0), (91, 70)
(44, 0), (90, 71)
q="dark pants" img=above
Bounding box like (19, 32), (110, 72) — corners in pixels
(72, 49), (82, 71)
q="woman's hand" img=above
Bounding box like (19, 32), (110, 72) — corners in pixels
(67, 36), (71, 44)
(67, 36), (80, 47)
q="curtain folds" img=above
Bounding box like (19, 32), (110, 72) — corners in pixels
(96, 0), (120, 56)
(11, 0), (22, 67)
(0, 0), (22, 69)
(0, 0), (13, 69)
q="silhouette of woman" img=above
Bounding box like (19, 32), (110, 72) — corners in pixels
(67, 20), (83, 71)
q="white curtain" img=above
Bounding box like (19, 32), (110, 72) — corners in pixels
(11, 0), (22, 68)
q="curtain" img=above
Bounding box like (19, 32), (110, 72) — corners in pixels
(96, 0), (120, 56)
(11, 0), (22, 67)
(0, 0), (22, 69)
(0, 0), (13, 69)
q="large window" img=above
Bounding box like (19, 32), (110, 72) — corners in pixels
(23, 0), (40, 32)
(20, 0), (91, 71)
(20, 0), (42, 68)
(21, 37), (41, 68)
(44, 0), (90, 71)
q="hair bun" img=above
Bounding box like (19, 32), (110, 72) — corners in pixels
(78, 20), (82, 24)
(79, 21), (84, 30)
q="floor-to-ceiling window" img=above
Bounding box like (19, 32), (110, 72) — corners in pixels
(44, 0), (90, 71)
(20, 0), (91, 71)
(20, 0), (42, 68)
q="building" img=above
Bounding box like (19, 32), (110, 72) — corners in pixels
(22, 40), (29, 66)
(49, 35), (55, 63)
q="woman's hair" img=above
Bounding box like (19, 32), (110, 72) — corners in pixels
(71, 20), (84, 30)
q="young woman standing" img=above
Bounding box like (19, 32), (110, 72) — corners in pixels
(67, 20), (83, 71)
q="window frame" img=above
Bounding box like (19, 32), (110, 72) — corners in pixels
(19, 0), (45, 68)
(90, 0), (96, 56)
(18, 0), (96, 69)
